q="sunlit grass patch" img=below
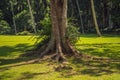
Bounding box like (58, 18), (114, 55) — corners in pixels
(0, 35), (120, 80)
(0, 35), (41, 58)
(76, 35), (120, 59)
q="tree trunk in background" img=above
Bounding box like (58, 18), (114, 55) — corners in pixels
(90, 0), (102, 36)
(76, 0), (85, 34)
(27, 0), (37, 34)
(108, 1), (113, 29)
(40, 0), (77, 62)
(10, 1), (17, 34)
(102, 0), (109, 30)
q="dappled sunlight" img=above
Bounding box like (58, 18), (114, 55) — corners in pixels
(0, 44), (33, 58)
(0, 35), (41, 59)
(0, 35), (120, 80)
(76, 43), (120, 60)
(58, 58), (120, 78)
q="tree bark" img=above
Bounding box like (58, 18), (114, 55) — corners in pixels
(76, 0), (85, 34)
(90, 0), (102, 36)
(39, 0), (77, 62)
(27, 0), (37, 34)
(10, 1), (17, 34)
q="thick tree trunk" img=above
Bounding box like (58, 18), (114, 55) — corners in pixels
(39, 0), (77, 62)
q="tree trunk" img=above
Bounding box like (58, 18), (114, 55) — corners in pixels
(10, 1), (17, 34)
(27, 0), (37, 34)
(76, 0), (85, 34)
(108, 1), (113, 29)
(90, 0), (102, 36)
(39, 0), (77, 62)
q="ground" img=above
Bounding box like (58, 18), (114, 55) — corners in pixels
(0, 34), (120, 80)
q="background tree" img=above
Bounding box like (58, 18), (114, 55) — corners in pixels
(10, 0), (17, 34)
(0, 0), (119, 34)
(75, 0), (84, 34)
(27, 0), (37, 34)
(90, 0), (102, 36)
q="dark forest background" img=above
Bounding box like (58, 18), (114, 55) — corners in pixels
(0, 0), (119, 35)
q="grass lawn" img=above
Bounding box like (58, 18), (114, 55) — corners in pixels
(0, 34), (120, 80)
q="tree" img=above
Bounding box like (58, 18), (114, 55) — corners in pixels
(38, 0), (77, 62)
(27, 0), (37, 34)
(76, 0), (85, 34)
(10, 0), (17, 34)
(90, 0), (102, 36)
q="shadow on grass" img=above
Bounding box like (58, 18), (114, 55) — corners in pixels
(58, 43), (120, 78)
(0, 71), (51, 80)
(17, 71), (50, 80)
(0, 42), (120, 79)
(59, 58), (120, 78)
(76, 43), (120, 60)
(0, 44), (36, 69)
(0, 44), (33, 57)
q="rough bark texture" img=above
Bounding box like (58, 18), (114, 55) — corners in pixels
(39, 0), (77, 62)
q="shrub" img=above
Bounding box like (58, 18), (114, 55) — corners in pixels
(66, 23), (80, 44)
(0, 10), (3, 20)
(39, 14), (52, 36)
(0, 20), (11, 34)
(15, 10), (32, 32)
(17, 31), (32, 35)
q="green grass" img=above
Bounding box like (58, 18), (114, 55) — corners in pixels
(0, 34), (120, 80)
(76, 34), (120, 60)
(0, 35), (40, 59)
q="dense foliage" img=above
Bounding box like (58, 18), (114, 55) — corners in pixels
(0, 0), (119, 34)
(0, 20), (11, 34)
